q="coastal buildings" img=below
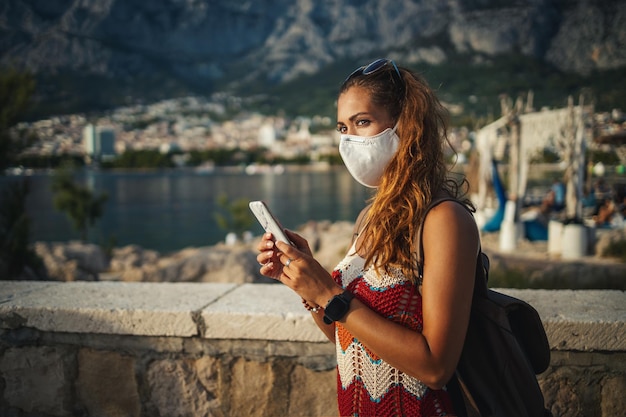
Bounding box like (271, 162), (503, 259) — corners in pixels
(14, 95), (340, 165)
(10, 94), (625, 172)
(83, 124), (116, 163)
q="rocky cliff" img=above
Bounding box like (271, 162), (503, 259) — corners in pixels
(2, 0), (624, 81)
(1, 0), (625, 115)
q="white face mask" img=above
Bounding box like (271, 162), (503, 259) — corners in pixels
(339, 125), (400, 188)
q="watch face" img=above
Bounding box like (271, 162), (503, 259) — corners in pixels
(324, 292), (353, 324)
(326, 297), (347, 319)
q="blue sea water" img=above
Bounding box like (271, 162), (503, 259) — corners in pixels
(1, 167), (373, 253)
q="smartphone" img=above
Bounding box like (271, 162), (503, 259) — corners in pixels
(248, 200), (293, 246)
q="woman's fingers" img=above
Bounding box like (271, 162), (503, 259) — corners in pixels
(256, 233), (286, 281)
(284, 230), (312, 255)
(256, 250), (273, 266)
(276, 237), (305, 259)
(258, 232), (328, 296)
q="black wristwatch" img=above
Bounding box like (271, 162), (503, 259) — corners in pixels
(323, 290), (355, 325)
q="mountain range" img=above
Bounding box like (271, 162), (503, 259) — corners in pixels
(2, 0), (625, 119)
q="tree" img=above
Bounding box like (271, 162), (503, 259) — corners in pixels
(0, 178), (44, 279)
(0, 69), (36, 171)
(213, 193), (254, 240)
(0, 70), (43, 279)
(51, 164), (108, 242)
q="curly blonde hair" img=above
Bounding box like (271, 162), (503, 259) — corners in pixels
(340, 62), (474, 283)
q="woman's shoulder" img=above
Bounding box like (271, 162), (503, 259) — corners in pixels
(425, 199), (477, 229)
(418, 199), (480, 262)
(422, 198), (479, 247)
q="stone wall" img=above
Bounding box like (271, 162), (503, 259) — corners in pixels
(0, 282), (624, 417)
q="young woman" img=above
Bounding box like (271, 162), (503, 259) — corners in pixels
(256, 59), (480, 417)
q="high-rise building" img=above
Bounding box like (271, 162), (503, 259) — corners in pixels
(83, 124), (116, 161)
(83, 124), (96, 155)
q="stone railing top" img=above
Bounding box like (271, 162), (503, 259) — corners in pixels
(0, 282), (624, 351)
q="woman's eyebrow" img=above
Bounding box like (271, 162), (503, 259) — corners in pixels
(349, 112), (369, 120)
(337, 112), (372, 126)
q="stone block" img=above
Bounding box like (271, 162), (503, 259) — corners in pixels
(228, 358), (287, 417)
(0, 281), (236, 337)
(0, 346), (71, 416)
(540, 368), (587, 417)
(145, 357), (221, 417)
(77, 348), (141, 417)
(202, 283), (327, 342)
(288, 365), (337, 417)
(601, 375), (626, 417)
(0, 281), (53, 305)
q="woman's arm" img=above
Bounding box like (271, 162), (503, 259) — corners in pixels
(270, 201), (479, 389)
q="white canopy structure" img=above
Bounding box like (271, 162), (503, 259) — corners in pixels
(475, 94), (592, 251)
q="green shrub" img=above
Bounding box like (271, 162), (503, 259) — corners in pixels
(487, 268), (530, 289)
(213, 193), (254, 239)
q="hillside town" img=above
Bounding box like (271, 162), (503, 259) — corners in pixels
(12, 94), (337, 167)
(9, 92), (626, 174)
(11, 93), (485, 169)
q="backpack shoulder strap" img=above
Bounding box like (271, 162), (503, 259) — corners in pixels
(416, 196), (489, 417)
(415, 195), (489, 292)
(415, 195), (473, 282)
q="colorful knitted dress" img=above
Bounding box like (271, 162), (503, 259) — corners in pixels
(332, 243), (455, 417)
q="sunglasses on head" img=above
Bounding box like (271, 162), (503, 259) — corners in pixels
(344, 58), (402, 84)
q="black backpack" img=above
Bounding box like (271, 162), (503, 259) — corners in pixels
(418, 198), (552, 417)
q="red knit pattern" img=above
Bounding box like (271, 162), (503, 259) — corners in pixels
(337, 381), (455, 417)
(332, 262), (456, 416)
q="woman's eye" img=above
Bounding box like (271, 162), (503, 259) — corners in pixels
(337, 125), (347, 133)
(356, 119), (370, 127)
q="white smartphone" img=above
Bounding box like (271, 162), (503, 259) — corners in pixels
(248, 200), (293, 246)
